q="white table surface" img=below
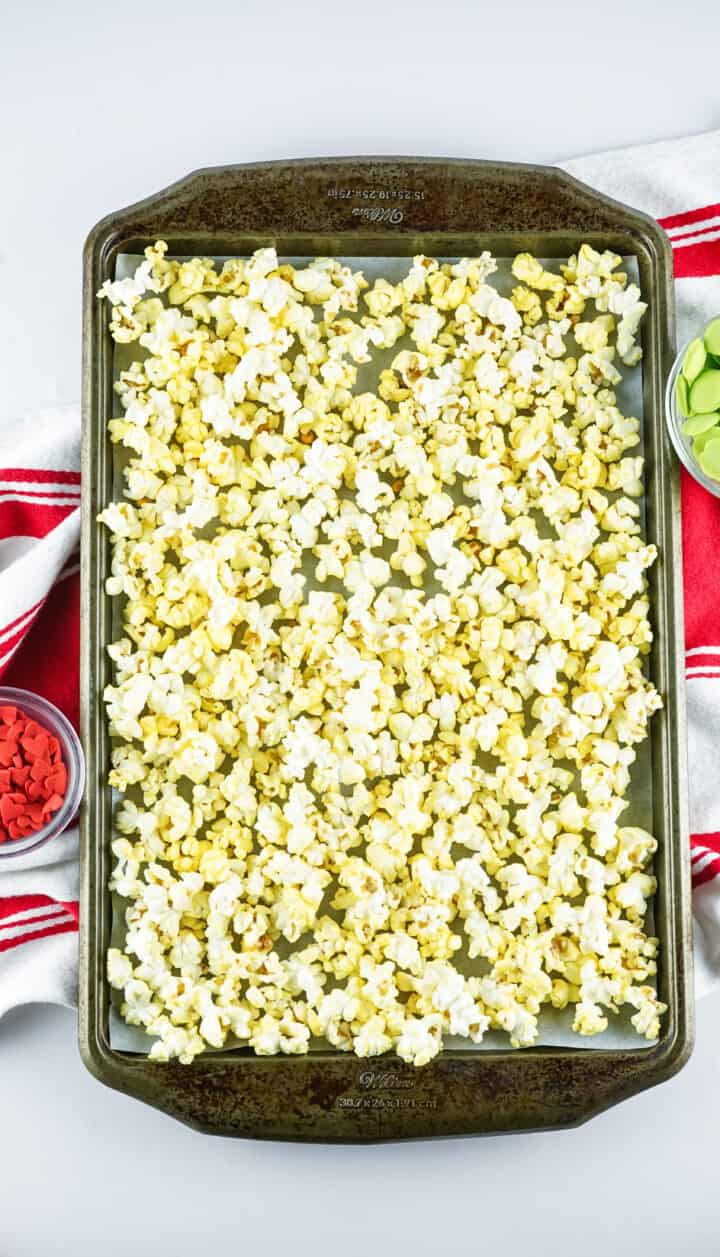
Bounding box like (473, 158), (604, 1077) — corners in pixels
(2, 2), (720, 1253)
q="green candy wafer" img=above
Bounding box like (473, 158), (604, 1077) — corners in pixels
(690, 370), (720, 415)
(683, 411), (720, 436)
(704, 318), (720, 358)
(683, 337), (707, 383)
(676, 374), (690, 417)
(693, 426), (718, 457)
(697, 435), (720, 480)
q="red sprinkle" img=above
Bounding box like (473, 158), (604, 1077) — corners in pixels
(45, 765), (67, 796)
(0, 742), (17, 767)
(0, 705), (68, 841)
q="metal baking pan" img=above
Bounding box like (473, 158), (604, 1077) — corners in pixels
(80, 157), (693, 1140)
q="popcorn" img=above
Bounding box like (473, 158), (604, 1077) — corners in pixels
(100, 244), (663, 1066)
(395, 1015), (443, 1067)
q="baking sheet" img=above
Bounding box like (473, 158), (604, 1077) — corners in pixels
(106, 252), (656, 1054)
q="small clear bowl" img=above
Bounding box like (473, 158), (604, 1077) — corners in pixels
(0, 687), (84, 859)
(665, 332), (720, 500)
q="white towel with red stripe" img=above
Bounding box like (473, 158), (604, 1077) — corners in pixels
(2, 130), (720, 1023)
(0, 407), (80, 1017)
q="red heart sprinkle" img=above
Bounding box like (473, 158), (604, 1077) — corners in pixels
(1, 795), (26, 825)
(20, 735), (47, 761)
(46, 764), (68, 795)
(42, 793), (64, 816)
(0, 742), (18, 767)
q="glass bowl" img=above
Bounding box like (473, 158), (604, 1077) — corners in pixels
(0, 687), (84, 859)
(665, 331), (720, 500)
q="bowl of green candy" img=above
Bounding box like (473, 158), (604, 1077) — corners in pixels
(667, 316), (720, 495)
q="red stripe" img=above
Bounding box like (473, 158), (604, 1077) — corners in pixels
(659, 201), (720, 232)
(0, 595), (46, 637)
(685, 672), (720, 680)
(692, 858), (720, 889)
(0, 892), (60, 922)
(4, 572), (80, 730)
(671, 239), (720, 280)
(669, 222), (720, 244)
(0, 906), (70, 934)
(0, 500), (77, 540)
(691, 832), (720, 856)
(0, 469), (81, 486)
(0, 609), (42, 665)
(0, 489), (80, 501)
(0, 895), (78, 926)
(690, 832), (720, 888)
(0, 916), (78, 954)
(681, 469), (720, 651)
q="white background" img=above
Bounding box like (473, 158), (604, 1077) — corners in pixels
(2, 1), (720, 1254)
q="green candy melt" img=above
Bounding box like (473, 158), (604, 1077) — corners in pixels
(693, 429), (713, 460)
(683, 337), (707, 383)
(690, 369), (720, 414)
(693, 426), (719, 457)
(705, 318), (720, 358)
(697, 436), (720, 480)
(676, 374), (690, 417)
(683, 411), (720, 436)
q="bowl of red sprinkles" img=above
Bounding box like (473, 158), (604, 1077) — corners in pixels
(0, 688), (84, 858)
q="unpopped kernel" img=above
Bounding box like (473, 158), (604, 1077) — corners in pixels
(99, 243), (664, 1066)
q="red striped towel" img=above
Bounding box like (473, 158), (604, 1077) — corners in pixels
(0, 407), (80, 1017)
(2, 132), (720, 1022)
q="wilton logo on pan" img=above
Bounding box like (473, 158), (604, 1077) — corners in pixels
(358, 1069), (416, 1090)
(351, 206), (404, 224)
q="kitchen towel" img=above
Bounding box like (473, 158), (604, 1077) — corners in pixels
(0, 407), (80, 1017)
(1, 128), (720, 1022)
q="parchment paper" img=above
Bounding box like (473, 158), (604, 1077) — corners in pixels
(107, 252), (656, 1054)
